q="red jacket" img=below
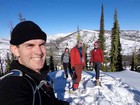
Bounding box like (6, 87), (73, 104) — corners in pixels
(90, 48), (104, 63)
(70, 46), (86, 68)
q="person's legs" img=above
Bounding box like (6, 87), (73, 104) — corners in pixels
(74, 65), (83, 83)
(93, 63), (97, 79)
(94, 62), (101, 85)
(68, 63), (73, 78)
(72, 64), (83, 90)
(96, 62), (101, 79)
(63, 63), (68, 78)
(66, 63), (73, 77)
(72, 70), (77, 80)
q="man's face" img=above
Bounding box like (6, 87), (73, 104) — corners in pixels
(94, 43), (99, 48)
(10, 39), (46, 72)
(65, 49), (69, 53)
(77, 41), (83, 48)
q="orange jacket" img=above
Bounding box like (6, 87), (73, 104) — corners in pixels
(70, 46), (86, 68)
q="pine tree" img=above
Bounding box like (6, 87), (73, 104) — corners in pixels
(82, 43), (88, 70)
(131, 49), (138, 71)
(5, 22), (16, 73)
(5, 52), (11, 72)
(110, 9), (122, 72)
(99, 3), (105, 51)
(77, 26), (81, 41)
(110, 28), (117, 72)
(0, 57), (3, 76)
(116, 31), (123, 71)
(5, 52), (15, 73)
(48, 48), (54, 72)
(98, 3), (107, 71)
(49, 56), (54, 72)
(138, 50), (140, 72)
(3, 13), (26, 74)
(131, 52), (135, 71)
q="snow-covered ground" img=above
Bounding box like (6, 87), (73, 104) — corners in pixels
(105, 68), (140, 91)
(48, 69), (140, 105)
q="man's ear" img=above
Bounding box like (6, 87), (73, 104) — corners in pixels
(10, 45), (19, 57)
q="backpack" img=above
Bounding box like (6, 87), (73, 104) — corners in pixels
(0, 69), (54, 105)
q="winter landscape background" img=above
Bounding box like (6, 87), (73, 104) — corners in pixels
(0, 0), (140, 104)
(1, 30), (140, 57)
(1, 30), (140, 67)
(0, 29), (140, 105)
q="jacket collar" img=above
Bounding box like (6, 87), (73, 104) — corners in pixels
(10, 60), (44, 83)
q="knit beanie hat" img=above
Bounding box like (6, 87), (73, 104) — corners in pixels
(10, 21), (47, 45)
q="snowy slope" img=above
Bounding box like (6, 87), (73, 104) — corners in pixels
(0, 30), (140, 59)
(57, 30), (140, 55)
(0, 38), (10, 59)
(105, 68), (140, 90)
(49, 70), (140, 105)
(0, 38), (9, 49)
(47, 32), (72, 43)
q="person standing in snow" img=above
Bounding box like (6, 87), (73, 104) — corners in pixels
(0, 21), (69, 105)
(90, 41), (104, 86)
(70, 40), (86, 90)
(61, 48), (73, 78)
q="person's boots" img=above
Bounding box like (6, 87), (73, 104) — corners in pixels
(96, 79), (100, 86)
(72, 83), (79, 91)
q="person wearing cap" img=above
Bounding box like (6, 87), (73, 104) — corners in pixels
(90, 41), (104, 86)
(0, 21), (69, 105)
(70, 40), (86, 91)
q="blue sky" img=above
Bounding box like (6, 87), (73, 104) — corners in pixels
(0, 0), (140, 38)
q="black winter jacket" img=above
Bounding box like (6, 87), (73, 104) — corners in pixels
(0, 60), (69, 105)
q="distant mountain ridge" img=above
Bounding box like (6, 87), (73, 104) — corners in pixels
(46, 30), (140, 56)
(0, 30), (140, 59)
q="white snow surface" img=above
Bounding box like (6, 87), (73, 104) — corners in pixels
(48, 70), (140, 105)
(105, 69), (140, 90)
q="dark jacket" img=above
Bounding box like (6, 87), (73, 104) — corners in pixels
(0, 60), (69, 105)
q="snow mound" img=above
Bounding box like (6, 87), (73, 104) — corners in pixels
(49, 70), (140, 105)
